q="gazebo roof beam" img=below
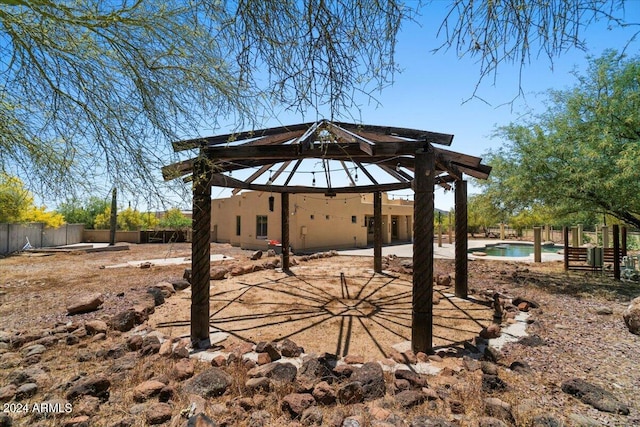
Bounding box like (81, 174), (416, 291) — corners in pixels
(211, 173), (411, 194)
(335, 122), (454, 146)
(203, 141), (424, 160)
(283, 159), (303, 186)
(379, 164), (410, 182)
(340, 160), (357, 187)
(232, 164), (273, 195)
(172, 122), (315, 152)
(324, 121), (376, 156)
(354, 161), (378, 185)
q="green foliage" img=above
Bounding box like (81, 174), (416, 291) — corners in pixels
(94, 207), (159, 231)
(0, 173), (32, 223)
(0, 173), (63, 226)
(467, 193), (501, 235)
(482, 51), (640, 229)
(2, 1), (638, 201)
(159, 208), (191, 230)
(56, 197), (109, 229)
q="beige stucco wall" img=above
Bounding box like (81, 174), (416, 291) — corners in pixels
(211, 192), (413, 252)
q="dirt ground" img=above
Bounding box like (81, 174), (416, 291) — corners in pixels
(2, 242), (640, 426)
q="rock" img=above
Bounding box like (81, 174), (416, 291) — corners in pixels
(187, 413), (217, 427)
(623, 296), (640, 335)
(158, 340), (173, 356)
(75, 395), (100, 416)
(482, 374), (507, 392)
(312, 381), (336, 405)
(512, 297), (539, 309)
(435, 274), (451, 287)
(15, 383), (38, 399)
(279, 338), (303, 357)
(509, 360), (532, 374)
(391, 349), (417, 364)
(248, 362), (298, 383)
(172, 279), (191, 290)
(67, 293), (103, 315)
(211, 267), (228, 280)
(85, 320), (108, 335)
(246, 377), (271, 392)
(126, 335), (143, 351)
(66, 375), (110, 401)
(146, 288), (165, 306)
(481, 361), (498, 376)
(483, 346), (502, 362)
(172, 358), (195, 380)
(282, 393), (316, 417)
(410, 416), (455, 426)
(266, 249), (277, 257)
(337, 382), (364, 404)
(395, 369), (429, 388)
(133, 380), (165, 402)
(594, 306), (613, 315)
(109, 310), (139, 332)
(480, 324), (501, 339)
(111, 417), (135, 427)
(561, 378), (629, 414)
(151, 281), (175, 298)
(140, 335), (161, 355)
(484, 397), (514, 424)
(255, 341), (281, 361)
(183, 368), (232, 398)
(566, 413), (601, 427)
(145, 402), (172, 424)
(22, 343), (46, 357)
(531, 414), (564, 427)
(395, 390), (427, 408)
(351, 362), (385, 400)
(462, 356), (481, 371)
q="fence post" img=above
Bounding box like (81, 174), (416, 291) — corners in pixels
(534, 227), (542, 263)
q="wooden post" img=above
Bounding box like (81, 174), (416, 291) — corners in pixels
(563, 226), (569, 271)
(622, 226), (627, 257)
(374, 191), (382, 273)
(191, 156), (212, 348)
(533, 227), (542, 263)
(500, 223), (505, 240)
(577, 224), (583, 246)
(613, 224), (620, 280)
(281, 192), (290, 271)
(602, 226), (610, 248)
(571, 226), (579, 247)
(448, 211), (453, 244)
(412, 149), (434, 353)
(455, 179), (468, 298)
(109, 188), (117, 246)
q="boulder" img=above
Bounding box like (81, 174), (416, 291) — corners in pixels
(281, 393), (315, 417)
(133, 380), (165, 402)
(210, 267), (228, 280)
(109, 310), (139, 332)
(351, 362), (385, 400)
(145, 402), (172, 425)
(146, 288), (165, 306)
(183, 368), (232, 398)
(561, 378), (629, 414)
(85, 320), (108, 335)
(67, 294), (103, 315)
(395, 390), (427, 408)
(623, 296), (640, 335)
(338, 382), (364, 405)
(187, 413), (217, 427)
(279, 338), (303, 357)
(66, 375), (110, 401)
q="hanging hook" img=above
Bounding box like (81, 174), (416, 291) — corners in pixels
(312, 172), (316, 187)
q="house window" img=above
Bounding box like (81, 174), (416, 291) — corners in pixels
(256, 215), (268, 239)
(310, 215), (314, 220)
(235, 216), (241, 236)
(325, 215), (330, 220)
(352, 215), (357, 224)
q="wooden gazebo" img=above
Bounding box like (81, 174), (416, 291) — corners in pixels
(163, 120), (491, 353)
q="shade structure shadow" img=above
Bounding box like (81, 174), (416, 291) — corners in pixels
(155, 266), (493, 361)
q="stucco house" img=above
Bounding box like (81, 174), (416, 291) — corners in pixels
(211, 191), (413, 252)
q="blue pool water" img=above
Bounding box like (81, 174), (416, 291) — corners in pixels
(469, 243), (561, 257)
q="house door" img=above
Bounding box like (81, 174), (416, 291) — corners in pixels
(391, 216), (399, 240)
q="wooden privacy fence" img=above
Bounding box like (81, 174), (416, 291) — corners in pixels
(0, 223), (84, 255)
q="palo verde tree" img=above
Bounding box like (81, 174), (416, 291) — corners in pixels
(1, 1), (638, 200)
(483, 51), (640, 229)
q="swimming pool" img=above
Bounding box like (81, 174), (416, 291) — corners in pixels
(468, 242), (562, 257)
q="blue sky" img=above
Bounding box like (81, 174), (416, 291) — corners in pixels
(204, 3), (640, 212)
